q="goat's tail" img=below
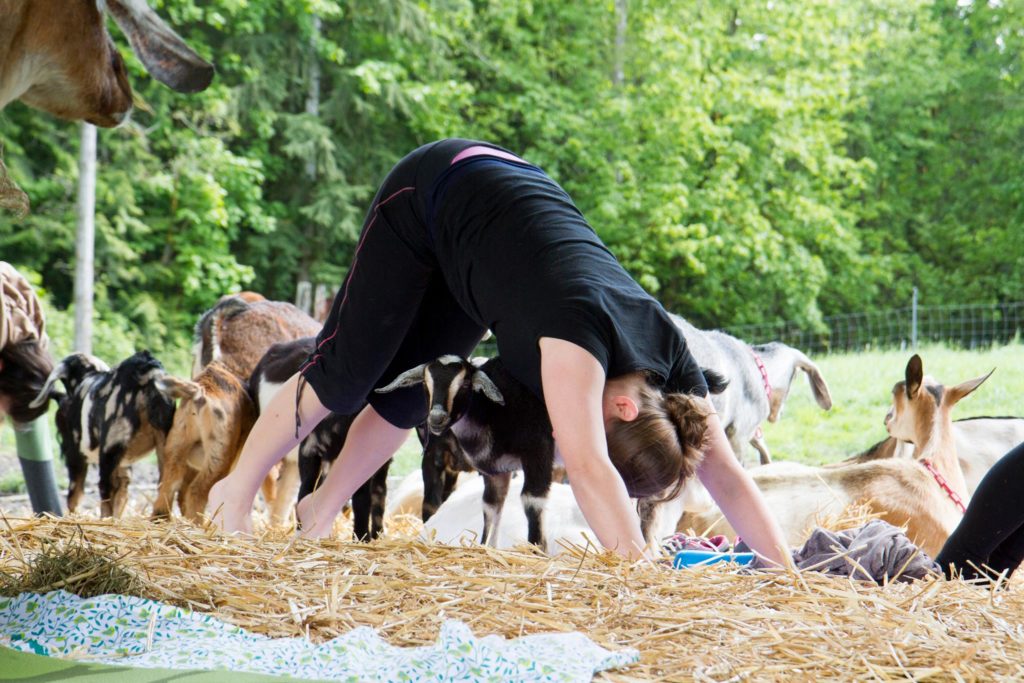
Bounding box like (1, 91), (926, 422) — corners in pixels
(754, 342), (833, 413)
(792, 350), (833, 410)
(192, 296), (252, 378)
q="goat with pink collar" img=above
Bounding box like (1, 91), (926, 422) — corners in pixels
(671, 314), (833, 466)
(679, 355), (987, 558)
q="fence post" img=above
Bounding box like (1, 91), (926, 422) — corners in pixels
(911, 287), (918, 350)
(295, 280), (312, 315)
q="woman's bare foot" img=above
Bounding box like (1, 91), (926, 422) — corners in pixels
(206, 478), (254, 534)
(296, 491), (336, 539)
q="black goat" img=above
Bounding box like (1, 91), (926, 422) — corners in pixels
(378, 355), (555, 548)
(249, 338), (389, 540)
(29, 351), (176, 517)
(415, 425), (473, 522)
(293, 410), (390, 541)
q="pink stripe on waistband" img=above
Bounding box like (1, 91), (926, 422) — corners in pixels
(450, 145), (527, 165)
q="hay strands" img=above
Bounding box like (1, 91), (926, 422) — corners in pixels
(0, 513), (1022, 681)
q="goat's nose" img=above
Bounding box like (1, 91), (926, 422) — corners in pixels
(427, 409), (449, 435)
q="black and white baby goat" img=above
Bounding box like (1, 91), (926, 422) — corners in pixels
(295, 410), (390, 541)
(378, 355), (555, 549)
(415, 425), (474, 522)
(29, 351), (176, 517)
(249, 337), (389, 540)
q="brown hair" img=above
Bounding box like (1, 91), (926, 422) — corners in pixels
(605, 380), (713, 500)
(0, 340), (55, 424)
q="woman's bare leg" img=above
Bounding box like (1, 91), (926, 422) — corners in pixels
(206, 372), (330, 533)
(296, 404), (409, 539)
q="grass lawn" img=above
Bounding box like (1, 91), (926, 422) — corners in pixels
(761, 342), (1024, 466)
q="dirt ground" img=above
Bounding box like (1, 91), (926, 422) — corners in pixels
(0, 448), (161, 519)
(0, 449), (407, 526)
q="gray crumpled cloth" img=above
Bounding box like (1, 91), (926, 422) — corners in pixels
(751, 520), (941, 583)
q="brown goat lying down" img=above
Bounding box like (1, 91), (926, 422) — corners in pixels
(152, 361), (256, 521)
(679, 355), (989, 558)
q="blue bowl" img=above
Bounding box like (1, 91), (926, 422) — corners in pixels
(673, 550), (755, 568)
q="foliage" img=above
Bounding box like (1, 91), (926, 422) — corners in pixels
(0, 0), (1020, 356)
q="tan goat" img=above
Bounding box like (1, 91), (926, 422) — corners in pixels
(0, 1), (212, 215)
(152, 361), (256, 521)
(840, 416), (1024, 496)
(189, 294), (322, 524)
(678, 355), (990, 557)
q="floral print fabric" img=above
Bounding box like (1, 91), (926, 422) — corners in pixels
(0, 591), (637, 682)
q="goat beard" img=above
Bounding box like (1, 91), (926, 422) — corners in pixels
(0, 147), (30, 218)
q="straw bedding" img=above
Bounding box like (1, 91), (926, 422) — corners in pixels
(1, 511), (1022, 681)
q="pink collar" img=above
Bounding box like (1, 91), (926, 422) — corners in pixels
(920, 458), (967, 514)
(750, 350), (772, 401)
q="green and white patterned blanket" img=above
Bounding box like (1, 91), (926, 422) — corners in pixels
(0, 591), (637, 682)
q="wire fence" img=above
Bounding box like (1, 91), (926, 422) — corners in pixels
(725, 300), (1024, 355)
(300, 281), (1023, 357)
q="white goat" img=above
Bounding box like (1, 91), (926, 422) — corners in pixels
(678, 355), (989, 558)
(671, 315), (832, 465)
(419, 473), (714, 557)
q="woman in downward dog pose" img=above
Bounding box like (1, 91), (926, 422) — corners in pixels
(206, 139), (790, 563)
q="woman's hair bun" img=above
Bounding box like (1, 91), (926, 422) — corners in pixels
(664, 392), (712, 472)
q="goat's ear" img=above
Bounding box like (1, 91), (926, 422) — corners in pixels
(28, 359), (69, 409)
(905, 354), (923, 400)
(471, 372), (505, 405)
(375, 364), (428, 394)
(701, 368), (728, 395)
(155, 375), (201, 401)
(944, 368), (994, 408)
(102, 0), (215, 93)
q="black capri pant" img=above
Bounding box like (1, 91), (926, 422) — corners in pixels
(935, 441), (1024, 582)
(299, 141), (488, 428)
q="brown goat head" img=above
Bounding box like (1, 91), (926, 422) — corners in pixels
(885, 354), (993, 451)
(1, 0), (213, 126)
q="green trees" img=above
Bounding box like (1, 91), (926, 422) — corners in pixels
(0, 0), (1020, 360)
(850, 0), (1024, 308)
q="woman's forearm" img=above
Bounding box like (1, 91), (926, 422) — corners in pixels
(562, 452), (649, 558)
(540, 337), (649, 559)
(696, 413), (791, 566)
